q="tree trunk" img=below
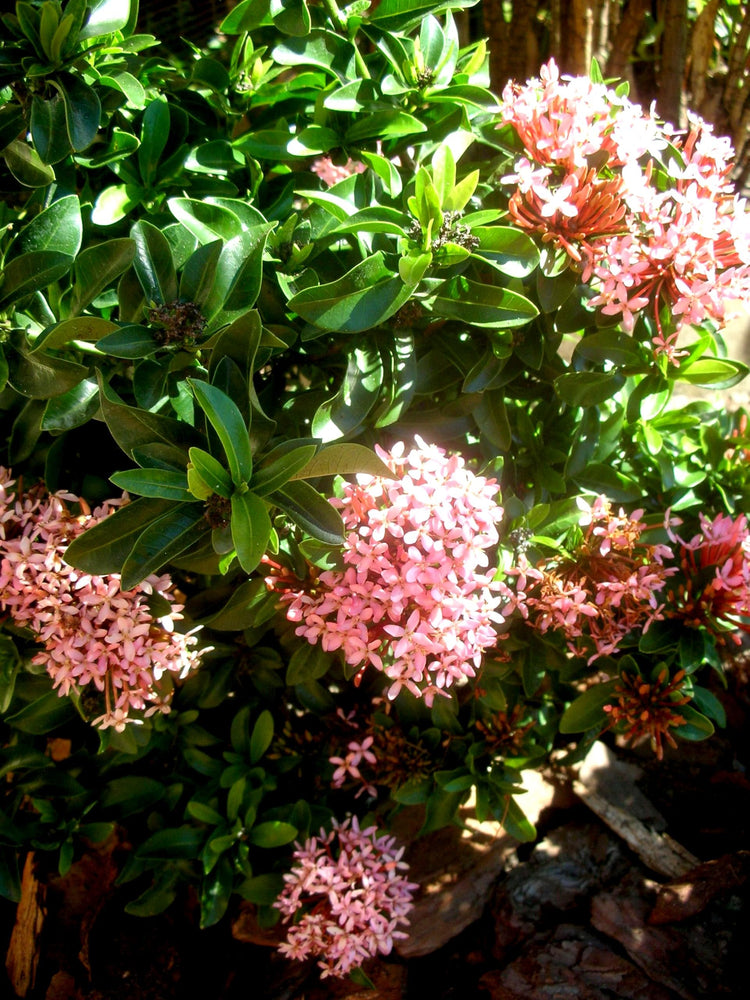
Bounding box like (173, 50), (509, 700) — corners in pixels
(658, 0), (689, 126)
(606, 0), (649, 83)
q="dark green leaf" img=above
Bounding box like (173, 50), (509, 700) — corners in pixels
(6, 196), (81, 261)
(58, 74), (100, 152)
(41, 377), (99, 432)
(230, 490), (272, 573)
(248, 821), (297, 849)
(286, 642), (331, 686)
(200, 856), (234, 928)
(559, 680), (619, 733)
(121, 503), (208, 589)
(311, 346), (383, 442)
(99, 777), (165, 816)
(64, 497), (174, 575)
(70, 238), (136, 315)
(555, 371), (627, 407)
(137, 826), (205, 860)
(5, 690), (77, 734)
(0, 251), (73, 309)
(30, 91), (71, 163)
(289, 252), (412, 334)
(138, 99), (170, 187)
(131, 220), (177, 304)
(272, 480), (345, 545)
(189, 379), (253, 485)
(433, 276), (539, 328)
(5, 340), (87, 398)
(250, 710), (274, 763)
(110, 468), (192, 501)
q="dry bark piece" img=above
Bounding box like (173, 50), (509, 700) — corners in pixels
(479, 923), (679, 1000)
(5, 853), (46, 998)
(574, 741), (700, 878)
(231, 904), (286, 947)
(491, 822), (629, 960)
(591, 867), (747, 999)
(648, 851), (750, 925)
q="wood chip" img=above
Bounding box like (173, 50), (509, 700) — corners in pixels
(5, 853), (46, 998)
(574, 741), (700, 879)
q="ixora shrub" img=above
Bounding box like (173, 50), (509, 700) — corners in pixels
(1, 0), (750, 981)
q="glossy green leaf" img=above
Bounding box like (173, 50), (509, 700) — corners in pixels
(5, 690), (77, 735)
(247, 821), (297, 849)
(0, 251), (73, 309)
(97, 325), (160, 358)
(204, 225), (273, 325)
(70, 238), (136, 315)
(64, 498), (173, 575)
(131, 220), (177, 304)
(188, 447), (233, 499)
(91, 184), (144, 226)
(2, 139), (56, 188)
(473, 227), (540, 277)
(433, 276), (539, 328)
(110, 468), (192, 501)
(33, 317), (118, 351)
(30, 91), (71, 163)
(189, 379), (253, 485)
(311, 346), (383, 442)
(179, 240), (223, 307)
(559, 679), (619, 733)
(121, 503), (208, 589)
(58, 74), (100, 152)
(5, 340), (87, 398)
(555, 371), (627, 407)
(251, 445), (317, 495)
(290, 253), (413, 334)
(78, 0), (134, 39)
(271, 480), (344, 545)
(98, 374), (202, 460)
(138, 99), (170, 187)
(219, 0), (272, 32)
(41, 377), (99, 432)
(291, 443), (393, 481)
(250, 710), (274, 764)
(168, 198), (243, 244)
(230, 491), (272, 573)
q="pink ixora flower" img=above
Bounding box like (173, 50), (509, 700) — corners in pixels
(0, 468), (202, 730)
(501, 62), (750, 360)
(510, 495), (677, 663)
(274, 817), (418, 979)
(666, 510), (750, 643)
(274, 437), (508, 704)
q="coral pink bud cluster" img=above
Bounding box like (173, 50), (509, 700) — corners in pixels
(274, 817), (417, 978)
(0, 468), (201, 731)
(501, 60), (750, 357)
(510, 495), (677, 662)
(280, 437), (507, 704)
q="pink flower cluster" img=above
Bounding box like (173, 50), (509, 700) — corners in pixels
(669, 510), (750, 643)
(274, 817), (417, 978)
(0, 468), (201, 731)
(501, 60), (750, 357)
(279, 437), (507, 704)
(511, 495), (676, 662)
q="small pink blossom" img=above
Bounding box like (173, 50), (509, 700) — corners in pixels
(274, 817), (418, 979)
(0, 468), (202, 728)
(273, 438), (508, 703)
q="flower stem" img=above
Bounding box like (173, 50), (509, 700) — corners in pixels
(321, 0), (371, 80)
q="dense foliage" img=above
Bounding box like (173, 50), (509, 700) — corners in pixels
(2, 0), (750, 981)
